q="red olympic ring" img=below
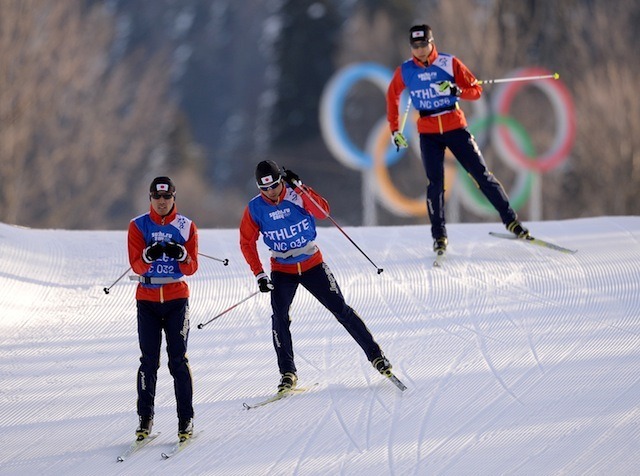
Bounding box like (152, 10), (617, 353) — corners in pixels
(493, 67), (576, 172)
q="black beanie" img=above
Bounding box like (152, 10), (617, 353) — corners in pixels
(409, 25), (434, 45)
(149, 176), (176, 194)
(255, 160), (282, 187)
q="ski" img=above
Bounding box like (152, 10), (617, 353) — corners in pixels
(386, 372), (408, 391)
(161, 431), (201, 460)
(433, 249), (446, 268)
(243, 384), (318, 410)
(117, 432), (160, 462)
(489, 232), (577, 254)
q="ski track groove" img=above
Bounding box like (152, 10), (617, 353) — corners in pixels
(291, 406), (337, 475)
(327, 384), (364, 453)
(435, 257), (522, 403)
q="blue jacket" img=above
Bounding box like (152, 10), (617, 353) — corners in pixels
(400, 53), (459, 113)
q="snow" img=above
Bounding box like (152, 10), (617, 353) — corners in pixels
(0, 216), (639, 475)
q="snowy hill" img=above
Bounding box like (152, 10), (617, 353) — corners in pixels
(0, 217), (639, 475)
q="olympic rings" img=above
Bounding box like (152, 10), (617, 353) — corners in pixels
(319, 62), (407, 170)
(319, 63), (575, 217)
(491, 67), (576, 172)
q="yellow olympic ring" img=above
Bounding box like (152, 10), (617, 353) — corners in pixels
(369, 112), (456, 217)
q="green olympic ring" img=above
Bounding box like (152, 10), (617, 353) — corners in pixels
(456, 115), (537, 216)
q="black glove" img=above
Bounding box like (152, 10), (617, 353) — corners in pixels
(165, 241), (187, 262)
(256, 271), (274, 292)
(282, 168), (301, 188)
(143, 241), (164, 263)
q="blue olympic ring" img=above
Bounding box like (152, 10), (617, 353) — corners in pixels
(319, 63), (409, 170)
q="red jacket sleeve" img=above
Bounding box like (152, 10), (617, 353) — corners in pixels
(452, 57), (482, 101)
(386, 66), (406, 133)
(239, 206), (264, 276)
(297, 185), (330, 219)
(178, 221), (198, 276)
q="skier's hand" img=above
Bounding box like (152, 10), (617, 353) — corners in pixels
(165, 241), (187, 262)
(282, 168), (301, 188)
(143, 242), (164, 263)
(256, 271), (274, 292)
(391, 131), (408, 151)
(436, 80), (461, 97)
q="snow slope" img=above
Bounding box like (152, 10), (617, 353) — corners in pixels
(0, 217), (639, 475)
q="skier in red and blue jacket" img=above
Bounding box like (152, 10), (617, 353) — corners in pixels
(127, 176), (198, 442)
(239, 160), (392, 393)
(387, 24), (530, 254)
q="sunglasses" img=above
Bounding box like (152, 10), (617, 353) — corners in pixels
(150, 192), (175, 200)
(257, 177), (282, 191)
(411, 41), (430, 49)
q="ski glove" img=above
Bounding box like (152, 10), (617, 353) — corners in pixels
(282, 168), (301, 188)
(256, 271), (274, 292)
(165, 241), (187, 262)
(143, 241), (164, 263)
(391, 131), (409, 151)
(436, 80), (461, 97)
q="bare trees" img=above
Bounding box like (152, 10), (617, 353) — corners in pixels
(1, 0), (638, 229)
(0, 0), (176, 229)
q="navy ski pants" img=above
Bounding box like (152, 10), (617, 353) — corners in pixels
(270, 262), (382, 374)
(420, 127), (517, 239)
(136, 298), (193, 420)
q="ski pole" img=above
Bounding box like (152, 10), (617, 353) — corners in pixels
(103, 267), (131, 294)
(399, 97), (412, 134)
(197, 291), (260, 329)
(477, 72), (559, 85)
(292, 180), (384, 274)
(198, 252), (229, 266)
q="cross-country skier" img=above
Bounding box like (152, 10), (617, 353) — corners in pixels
(127, 176), (198, 442)
(239, 160), (392, 393)
(387, 24), (530, 254)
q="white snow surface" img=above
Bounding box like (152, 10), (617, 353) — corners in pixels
(0, 216), (639, 475)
